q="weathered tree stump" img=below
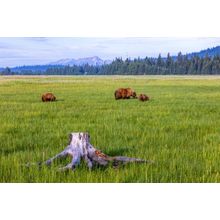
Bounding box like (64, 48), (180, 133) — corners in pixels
(42, 132), (152, 171)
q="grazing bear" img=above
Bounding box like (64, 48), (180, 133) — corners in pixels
(41, 92), (56, 102)
(138, 94), (150, 102)
(114, 88), (137, 100)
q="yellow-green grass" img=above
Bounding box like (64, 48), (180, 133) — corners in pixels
(0, 75), (220, 183)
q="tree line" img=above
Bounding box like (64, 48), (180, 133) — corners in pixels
(1, 52), (220, 75)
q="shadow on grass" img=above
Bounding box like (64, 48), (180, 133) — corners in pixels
(105, 146), (135, 156)
(2, 145), (29, 156)
(41, 99), (65, 102)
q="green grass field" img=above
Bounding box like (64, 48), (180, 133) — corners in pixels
(0, 75), (220, 183)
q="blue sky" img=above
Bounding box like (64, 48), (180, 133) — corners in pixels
(1, 37), (220, 67)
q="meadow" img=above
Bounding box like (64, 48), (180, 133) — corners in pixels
(0, 75), (220, 183)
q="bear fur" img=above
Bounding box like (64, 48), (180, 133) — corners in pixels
(138, 94), (150, 102)
(41, 93), (56, 102)
(114, 88), (137, 100)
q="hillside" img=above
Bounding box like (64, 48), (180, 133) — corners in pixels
(187, 46), (220, 58)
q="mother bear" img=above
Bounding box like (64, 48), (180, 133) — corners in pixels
(114, 88), (137, 100)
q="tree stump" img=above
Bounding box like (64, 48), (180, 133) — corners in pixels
(43, 132), (152, 171)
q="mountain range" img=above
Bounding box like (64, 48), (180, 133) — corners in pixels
(4, 56), (112, 73)
(49, 56), (112, 66)
(1, 46), (220, 72)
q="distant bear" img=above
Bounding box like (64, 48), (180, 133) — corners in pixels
(114, 88), (137, 100)
(41, 93), (56, 102)
(138, 94), (150, 102)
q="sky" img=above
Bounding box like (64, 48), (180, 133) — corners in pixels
(1, 37), (220, 67)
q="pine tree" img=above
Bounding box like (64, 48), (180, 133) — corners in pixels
(2, 67), (11, 75)
(201, 54), (212, 74)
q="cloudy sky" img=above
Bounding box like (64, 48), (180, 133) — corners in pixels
(1, 37), (220, 67)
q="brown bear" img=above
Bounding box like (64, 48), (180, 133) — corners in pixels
(41, 92), (56, 102)
(114, 88), (137, 100)
(138, 94), (150, 102)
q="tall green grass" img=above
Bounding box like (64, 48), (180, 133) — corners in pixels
(0, 76), (220, 182)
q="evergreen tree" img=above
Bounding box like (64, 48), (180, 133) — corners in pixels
(201, 54), (212, 74)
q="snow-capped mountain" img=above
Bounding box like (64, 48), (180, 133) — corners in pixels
(49, 56), (112, 66)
